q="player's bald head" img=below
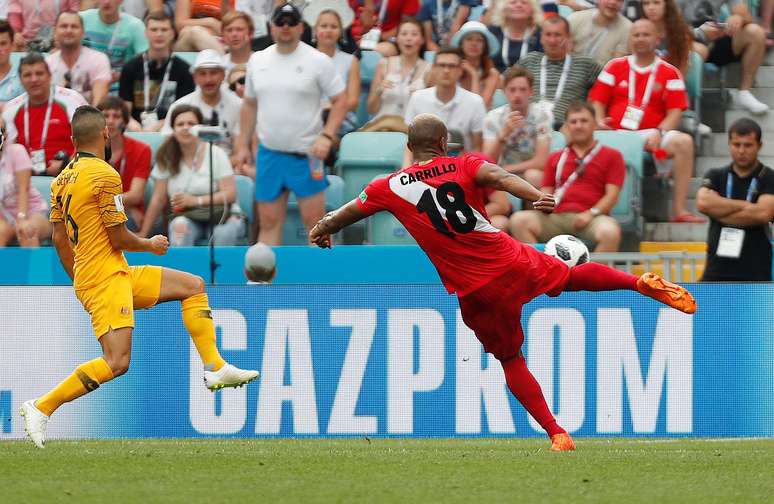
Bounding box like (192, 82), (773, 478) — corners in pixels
(631, 18), (657, 35)
(71, 105), (107, 147)
(408, 114), (447, 152)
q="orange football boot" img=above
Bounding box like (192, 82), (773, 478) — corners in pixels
(550, 433), (576, 452)
(636, 273), (697, 314)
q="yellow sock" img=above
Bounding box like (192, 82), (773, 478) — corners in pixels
(36, 357), (114, 417)
(182, 293), (226, 371)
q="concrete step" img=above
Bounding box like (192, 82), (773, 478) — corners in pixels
(704, 64), (774, 89)
(725, 109), (774, 131)
(700, 132), (774, 156)
(762, 50), (774, 66)
(644, 222), (709, 242)
(696, 155), (774, 177)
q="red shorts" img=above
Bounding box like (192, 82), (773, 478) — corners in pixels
(457, 242), (570, 362)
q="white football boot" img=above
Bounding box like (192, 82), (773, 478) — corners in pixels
(204, 364), (260, 391)
(20, 400), (49, 449)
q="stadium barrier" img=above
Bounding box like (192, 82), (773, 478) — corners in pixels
(0, 246), (731, 286)
(0, 283), (771, 439)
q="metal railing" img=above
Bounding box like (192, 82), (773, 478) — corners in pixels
(591, 252), (707, 282)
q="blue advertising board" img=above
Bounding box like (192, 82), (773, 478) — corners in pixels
(1, 284), (771, 439)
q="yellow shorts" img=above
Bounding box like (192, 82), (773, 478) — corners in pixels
(76, 265), (163, 339)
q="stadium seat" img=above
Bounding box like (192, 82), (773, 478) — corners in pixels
(174, 52), (197, 66)
(368, 174), (417, 245)
(424, 51), (435, 63)
(125, 131), (166, 162)
(491, 89), (507, 109)
(336, 131), (407, 201)
(558, 5), (574, 18)
(234, 175), (254, 224)
(144, 176), (155, 209)
(30, 176), (54, 206)
(469, 4), (486, 21)
(283, 175), (345, 245)
(360, 50), (383, 86)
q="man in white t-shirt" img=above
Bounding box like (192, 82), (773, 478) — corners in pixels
(404, 47), (486, 159)
(235, 2), (347, 246)
(483, 66), (552, 189)
(162, 50), (242, 156)
(46, 11), (112, 106)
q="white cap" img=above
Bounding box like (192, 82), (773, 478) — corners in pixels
(191, 49), (225, 72)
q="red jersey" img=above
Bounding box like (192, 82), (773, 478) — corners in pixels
(2, 86), (88, 163)
(356, 154), (520, 296)
(349, 0), (420, 39)
(588, 56), (688, 130)
(542, 144), (625, 214)
(113, 136), (152, 211)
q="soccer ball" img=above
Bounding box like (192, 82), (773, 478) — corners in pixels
(544, 235), (590, 267)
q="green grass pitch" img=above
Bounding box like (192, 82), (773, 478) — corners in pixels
(3, 438), (774, 503)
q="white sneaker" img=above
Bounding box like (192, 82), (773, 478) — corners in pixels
(736, 90), (770, 115)
(697, 122), (712, 137)
(20, 400), (48, 449)
(204, 363), (260, 391)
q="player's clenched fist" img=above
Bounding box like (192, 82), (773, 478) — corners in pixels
(148, 235), (170, 255)
(533, 193), (555, 213)
(309, 224), (332, 249)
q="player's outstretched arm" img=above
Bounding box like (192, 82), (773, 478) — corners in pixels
(106, 224), (170, 255)
(475, 162), (556, 213)
(309, 200), (368, 248)
(52, 221), (75, 281)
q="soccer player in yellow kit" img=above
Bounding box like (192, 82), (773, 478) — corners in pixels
(20, 106), (259, 448)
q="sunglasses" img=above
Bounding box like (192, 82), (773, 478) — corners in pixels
(273, 17), (300, 27)
(229, 76), (246, 92)
(64, 71), (72, 89)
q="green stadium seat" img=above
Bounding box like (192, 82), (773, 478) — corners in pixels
(30, 176), (54, 207)
(125, 131), (166, 162)
(368, 174), (417, 245)
(469, 4), (485, 21)
(283, 175), (345, 245)
(360, 50), (382, 85)
(174, 52), (197, 66)
(336, 131), (407, 201)
(559, 5), (574, 18)
(491, 89), (507, 109)
(685, 51), (703, 102)
(144, 176), (155, 209)
(234, 175), (254, 224)
(424, 51), (435, 63)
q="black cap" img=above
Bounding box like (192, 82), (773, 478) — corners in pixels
(272, 2), (302, 24)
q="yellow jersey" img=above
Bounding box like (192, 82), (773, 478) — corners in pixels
(50, 152), (130, 291)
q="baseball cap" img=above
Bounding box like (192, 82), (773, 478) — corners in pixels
(272, 2), (302, 24)
(191, 49), (225, 72)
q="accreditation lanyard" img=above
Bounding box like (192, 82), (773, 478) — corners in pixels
(726, 171), (758, 201)
(24, 87), (55, 148)
(502, 28), (531, 66)
(540, 55), (571, 103)
(143, 53), (173, 112)
(375, 0), (389, 27)
(628, 58), (660, 107)
(435, 0), (458, 38)
(554, 141), (603, 204)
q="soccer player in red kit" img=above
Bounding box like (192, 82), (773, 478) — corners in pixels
(310, 113), (696, 451)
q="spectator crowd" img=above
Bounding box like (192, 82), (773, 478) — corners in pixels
(0, 0), (771, 261)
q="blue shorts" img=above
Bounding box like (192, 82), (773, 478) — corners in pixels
(255, 145), (329, 202)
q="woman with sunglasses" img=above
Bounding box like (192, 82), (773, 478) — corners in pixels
(0, 120), (51, 247)
(309, 4), (361, 137)
(140, 105), (246, 246)
(228, 67), (247, 98)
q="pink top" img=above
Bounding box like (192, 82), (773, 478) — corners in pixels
(8, 0), (80, 41)
(0, 143), (47, 216)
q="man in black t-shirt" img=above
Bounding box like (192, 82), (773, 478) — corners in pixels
(697, 118), (774, 281)
(118, 12), (195, 131)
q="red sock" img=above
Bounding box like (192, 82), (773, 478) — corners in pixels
(501, 355), (565, 436)
(565, 262), (638, 292)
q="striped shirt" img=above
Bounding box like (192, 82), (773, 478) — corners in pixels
(518, 51), (602, 124)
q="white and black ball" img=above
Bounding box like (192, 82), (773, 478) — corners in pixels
(544, 235), (590, 267)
